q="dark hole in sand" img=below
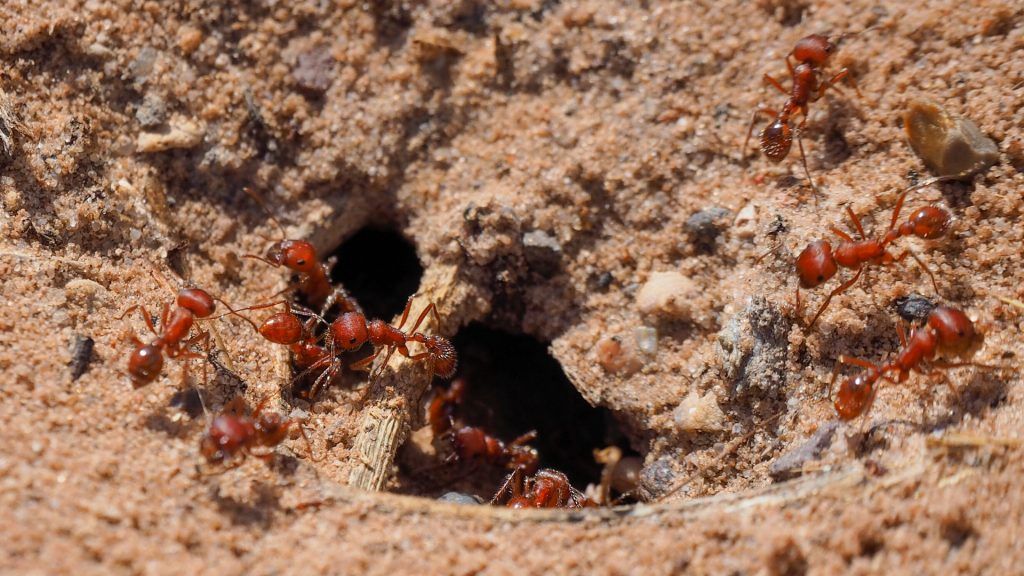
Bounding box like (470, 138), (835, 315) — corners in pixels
(329, 227), (424, 321)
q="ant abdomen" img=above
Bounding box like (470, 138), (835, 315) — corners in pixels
(259, 312), (305, 345)
(760, 119), (792, 161)
(177, 288), (216, 317)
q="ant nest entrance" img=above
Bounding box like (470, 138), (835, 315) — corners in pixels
(392, 324), (641, 506)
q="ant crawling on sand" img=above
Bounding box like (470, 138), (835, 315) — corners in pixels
(795, 184), (952, 328)
(830, 305), (996, 421)
(200, 395), (320, 469)
(491, 467), (594, 509)
(744, 33), (861, 194)
(118, 283), (251, 388)
(241, 188), (359, 314)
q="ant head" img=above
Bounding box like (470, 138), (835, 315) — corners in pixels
(907, 206), (951, 239)
(203, 414), (254, 462)
(760, 119), (792, 162)
(792, 34), (835, 65)
(329, 312), (369, 351)
(128, 344), (164, 387)
(834, 369), (877, 421)
(266, 240), (318, 275)
(928, 306), (978, 354)
(177, 288), (217, 317)
(255, 413), (289, 447)
(259, 312), (305, 345)
(796, 240), (838, 288)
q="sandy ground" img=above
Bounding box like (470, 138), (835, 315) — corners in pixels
(2, 0), (1024, 574)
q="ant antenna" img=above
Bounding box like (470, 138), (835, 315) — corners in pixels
(243, 187), (288, 239)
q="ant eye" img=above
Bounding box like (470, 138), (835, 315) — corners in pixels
(296, 259), (306, 266)
(349, 338), (357, 344)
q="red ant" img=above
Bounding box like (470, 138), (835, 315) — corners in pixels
(743, 33), (859, 193)
(795, 186), (952, 328)
(428, 377), (467, 436)
(491, 467), (594, 509)
(448, 426), (540, 474)
(240, 188), (358, 313)
(325, 296), (458, 381)
(118, 286), (249, 388)
(830, 306), (991, 420)
(200, 396), (320, 468)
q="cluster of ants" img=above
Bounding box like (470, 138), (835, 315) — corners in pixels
(746, 33), (999, 421)
(119, 193), (594, 508)
(116, 31), (1005, 510)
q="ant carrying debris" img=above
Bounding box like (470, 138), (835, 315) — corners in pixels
(119, 286), (250, 388)
(491, 467), (594, 509)
(744, 33), (860, 194)
(830, 305), (995, 420)
(200, 396), (320, 469)
(795, 185), (951, 328)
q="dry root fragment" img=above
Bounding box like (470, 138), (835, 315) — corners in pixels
(137, 119), (205, 152)
(904, 98), (999, 179)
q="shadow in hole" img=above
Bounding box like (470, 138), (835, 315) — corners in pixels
(329, 227), (425, 321)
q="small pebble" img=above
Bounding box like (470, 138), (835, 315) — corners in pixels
(634, 326), (658, 356)
(438, 491), (483, 505)
(892, 293), (937, 323)
(292, 46), (335, 95)
(636, 271), (699, 321)
(769, 422), (840, 481)
(684, 206), (731, 250)
(904, 98), (999, 179)
(68, 335), (95, 381)
(673, 389), (727, 433)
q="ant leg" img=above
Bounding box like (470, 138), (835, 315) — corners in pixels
(887, 188), (911, 236)
(208, 298), (290, 323)
(118, 305), (161, 337)
(321, 282), (363, 317)
(371, 347), (402, 380)
(350, 348), (383, 373)
(892, 249), (941, 297)
(491, 468), (526, 505)
(795, 124), (821, 198)
(807, 267), (865, 329)
(896, 323), (909, 348)
(510, 430), (538, 446)
(829, 226), (856, 243)
(763, 73), (789, 96)
(299, 423), (323, 462)
(394, 297), (416, 331)
(408, 302), (438, 335)
(251, 394), (273, 420)
(742, 106), (778, 157)
(844, 206), (867, 240)
(820, 68), (862, 99)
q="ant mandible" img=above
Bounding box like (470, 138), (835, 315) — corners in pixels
(200, 396), (321, 468)
(830, 306), (988, 420)
(744, 33), (860, 194)
(491, 467), (594, 509)
(118, 286), (251, 388)
(795, 186), (952, 328)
